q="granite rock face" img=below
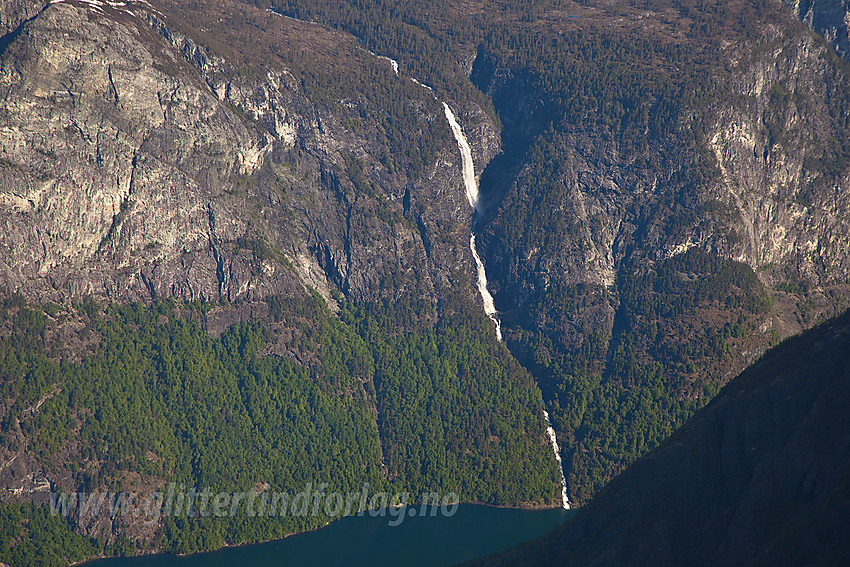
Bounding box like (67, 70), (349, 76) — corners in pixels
(480, 24), (850, 327)
(468, 11), (850, 386)
(0, 0), (48, 37)
(1, 1), (273, 302)
(0, 0), (497, 306)
(705, 32), (850, 287)
(786, 0), (850, 59)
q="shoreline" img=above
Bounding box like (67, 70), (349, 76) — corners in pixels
(71, 501), (573, 565)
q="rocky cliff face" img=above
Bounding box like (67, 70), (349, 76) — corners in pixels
(0, 0), (46, 37)
(786, 0), (850, 59)
(2, 0), (850, 526)
(480, 19), (850, 334)
(708, 29), (850, 286)
(1, 0), (278, 302)
(469, 0), (850, 504)
(0, 0), (498, 307)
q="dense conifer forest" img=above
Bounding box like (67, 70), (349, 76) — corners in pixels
(2, 0), (850, 562)
(0, 294), (560, 562)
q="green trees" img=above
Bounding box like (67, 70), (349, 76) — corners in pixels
(0, 301), (383, 554)
(0, 503), (99, 567)
(506, 251), (773, 504)
(369, 324), (560, 505)
(0, 294), (560, 560)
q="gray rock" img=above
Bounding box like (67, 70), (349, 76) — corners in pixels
(785, 0), (850, 59)
(0, 0), (498, 307)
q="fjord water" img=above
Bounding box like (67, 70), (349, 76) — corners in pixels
(89, 505), (574, 567)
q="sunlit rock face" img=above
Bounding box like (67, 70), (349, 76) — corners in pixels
(0, 0), (501, 306)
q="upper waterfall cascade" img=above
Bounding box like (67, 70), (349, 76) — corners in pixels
(441, 104), (503, 341)
(442, 104), (481, 210)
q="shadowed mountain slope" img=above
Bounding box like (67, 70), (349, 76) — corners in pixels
(472, 309), (850, 566)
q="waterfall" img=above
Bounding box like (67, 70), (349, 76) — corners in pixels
(442, 103), (569, 509)
(441, 103), (502, 340)
(544, 411), (570, 509)
(442, 104), (480, 210)
(469, 234), (503, 341)
(258, 18), (571, 506)
(380, 56), (399, 75)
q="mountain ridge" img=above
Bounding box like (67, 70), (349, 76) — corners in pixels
(1, 0), (850, 560)
(470, 308), (850, 566)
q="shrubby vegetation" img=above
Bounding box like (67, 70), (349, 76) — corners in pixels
(0, 502), (100, 567)
(164, 0), (454, 180)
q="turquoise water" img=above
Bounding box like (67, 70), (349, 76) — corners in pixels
(88, 505), (574, 567)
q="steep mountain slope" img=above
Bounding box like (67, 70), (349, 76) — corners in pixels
(470, 0), (850, 503)
(786, 0), (850, 59)
(229, 1), (850, 505)
(1, 0), (850, 560)
(0, 0), (495, 306)
(472, 309), (850, 566)
(0, 0), (562, 560)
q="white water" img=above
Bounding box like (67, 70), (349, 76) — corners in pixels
(469, 234), (503, 341)
(443, 104), (568, 508)
(253, 26), (568, 507)
(442, 104), (480, 210)
(410, 78), (433, 93)
(381, 56), (399, 75)
(543, 411), (570, 509)
(362, 48), (399, 75)
(442, 104), (501, 340)
(443, 102), (568, 509)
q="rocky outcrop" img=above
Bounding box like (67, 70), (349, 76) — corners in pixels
(785, 0), (850, 59)
(473, 309), (850, 566)
(480, 23), (850, 323)
(0, 0), (499, 306)
(706, 30), (850, 289)
(470, 3), (850, 504)
(0, 0), (48, 37)
(0, 0), (292, 302)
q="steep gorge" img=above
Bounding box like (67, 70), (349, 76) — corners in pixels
(1, 0), (850, 559)
(469, 0), (850, 504)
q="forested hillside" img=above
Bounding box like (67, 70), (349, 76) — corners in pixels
(2, 0), (850, 562)
(474, 0), (850, 502)
(253, 0), (850, 503)
(472, 308), (850, 566)
(0, 294), (560, 563)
